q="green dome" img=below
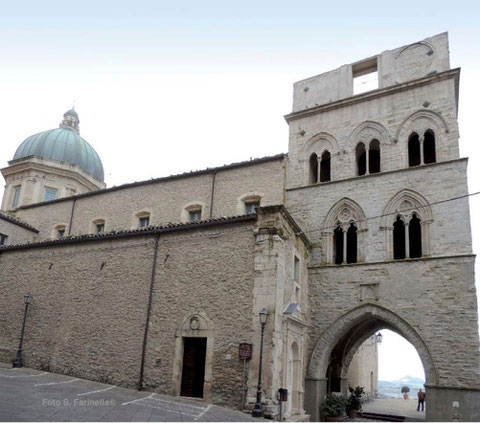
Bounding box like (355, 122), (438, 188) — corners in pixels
(13, 110), (104, 182)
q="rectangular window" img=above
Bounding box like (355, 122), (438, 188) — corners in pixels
(0, 233), (8, 246)
(96, 223), (105, 234)
(44, 187), (58, 202)
(245, 201), (260, 214)
(12, 186), (21, 208)
(293, 256), (300, 282)
(57, 229), (65, 239)
(189, 209), (202, 222)
(139, 216), (150, 227)
(353, 57), (378, 95)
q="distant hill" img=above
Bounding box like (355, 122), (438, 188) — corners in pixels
(378, 375), (425, 398)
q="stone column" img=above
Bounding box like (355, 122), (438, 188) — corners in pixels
(419, 135), (425, 165)
(305, 378), (327, 421)
(365, 145), (370, 175)
(404, 222), (410, 258)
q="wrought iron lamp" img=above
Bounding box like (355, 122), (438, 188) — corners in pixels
(252, 308), (269, 417)
(12, 293), (32, 368)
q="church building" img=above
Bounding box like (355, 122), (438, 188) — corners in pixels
(0, 33), (479, 421)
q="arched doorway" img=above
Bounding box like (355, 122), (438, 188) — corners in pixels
(305, 304), (437, 421)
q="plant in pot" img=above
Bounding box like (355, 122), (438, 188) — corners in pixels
(401, 385), (410, 400)
(322, 393), (347, 422)
(346, 386), (365, 418)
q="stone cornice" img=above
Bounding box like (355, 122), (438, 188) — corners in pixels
(287, 158), (468, 192)
(284, 68), (460, 123)
(308, 254), (475, 270)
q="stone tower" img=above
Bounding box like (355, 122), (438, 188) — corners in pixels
(1, 109), (105, 211)
(284, 33), (480, 421)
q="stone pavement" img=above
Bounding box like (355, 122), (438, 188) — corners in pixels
(0, 366), (260, 422)
(362, 398), (426, 422)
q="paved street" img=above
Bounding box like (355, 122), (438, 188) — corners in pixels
(362, 398), (426, 422)
(0, 366), (259, 422)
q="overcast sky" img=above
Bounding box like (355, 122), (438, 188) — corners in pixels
(0, 0), (478, 382)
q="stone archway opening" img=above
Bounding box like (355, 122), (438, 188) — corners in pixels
(305, 304), (437, 421)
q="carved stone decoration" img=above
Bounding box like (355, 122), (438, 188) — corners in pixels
(189, 316), (200, 330)
(394, 42), (435, 84)
(338, 207), (352, 223)
(360, 283), (379, 302)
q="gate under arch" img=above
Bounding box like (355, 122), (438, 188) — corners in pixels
(305, 303), (438, 421)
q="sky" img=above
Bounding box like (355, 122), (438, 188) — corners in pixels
(0, 0), (479, 382)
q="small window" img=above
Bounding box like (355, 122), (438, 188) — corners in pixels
(309, 153), (319, 184)
(356, 143), (367, 176)
(188, 209), (202, 222)
(393, 216), (406, 260)
(369, 139), (381, 174)
(293, 256), (300, 282)
(245, 201), (260, 214)
(96, 223), (105, 234)
(353, 57), (378, 95)
(139, 216), (150, 228)
(12, 186), (21, 208)
(44, 187), (58, 202)
(334, 225), (344, 265)
(57, 229), (65, 238)
(408, 133), (421, 167)
(0, 233), (8, 246)
(423, 130), (436, 164)
(409, 214), (422, 258)
(346, 223), (358, 264)
(320, 151), (331, 182)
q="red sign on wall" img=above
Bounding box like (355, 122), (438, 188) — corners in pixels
(239, 343), (253, 359)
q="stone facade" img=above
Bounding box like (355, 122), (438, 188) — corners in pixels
(0, 32), (479, 422)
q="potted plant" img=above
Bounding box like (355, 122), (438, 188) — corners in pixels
(346, 386), (364, 418)
(401, 385), (410, 400)
(322, 393), (347, 422)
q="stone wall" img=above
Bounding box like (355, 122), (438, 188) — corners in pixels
(0, 217), (37, 246)
(292, 33), (450, 112)
(346, 336), (378, 396)
(13, 156), (285, 241)
(307, 256), (480, 387)
(0, 218), (261, 410)
(287, 73), (459, 190)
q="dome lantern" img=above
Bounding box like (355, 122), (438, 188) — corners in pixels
(60, 108), (80, 133)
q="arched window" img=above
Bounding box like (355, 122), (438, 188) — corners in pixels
(369, 139), (381, 174)
(346, 223), (357, 264)
(333, 226), (344, 265)
(408, 133), (421, 167)
(309, 153), (318, 184)
(320, 150), (331, 182)
(325, 198), (366, 264)
(356, 143), (367, 176)
(393, 216), (406, 260)
(409, 214), (422, 258)
(423, 130), (436, 164)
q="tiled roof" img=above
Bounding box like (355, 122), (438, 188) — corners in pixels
(0, 214), (257, 252)
(0, 211), (39, 233)
(16, 153), (287, 210)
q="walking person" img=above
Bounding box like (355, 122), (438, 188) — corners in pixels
(417, 389), (425, 412)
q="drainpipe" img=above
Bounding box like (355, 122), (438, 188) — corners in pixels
(68, 198), (77, 235)
(209, 170), (218, 218)
(138, 233), (160, 390)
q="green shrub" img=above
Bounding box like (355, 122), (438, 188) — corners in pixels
(347, 386), (365, 411)
(401, 386), (410, 394)
(322, 393), (347, 417)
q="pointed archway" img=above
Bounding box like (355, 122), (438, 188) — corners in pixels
(305, 303), (438, 421)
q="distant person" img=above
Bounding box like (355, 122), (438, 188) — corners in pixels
(417, 389), (425, 412)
